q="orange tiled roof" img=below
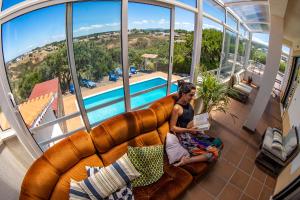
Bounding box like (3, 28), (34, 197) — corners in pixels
(19, 93), (53, 127)
(29, 78), (59, 112)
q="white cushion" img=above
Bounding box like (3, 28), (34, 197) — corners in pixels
(262, 127), (286, 161)
(233, 84), (252, 94)
(165, 133), (189, 164)
(238, 82), (253, 92)
(284, 127), (298, 157)
(235, 74), (241, 83)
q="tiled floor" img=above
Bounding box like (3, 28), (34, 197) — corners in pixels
(181, 89), (281, 200)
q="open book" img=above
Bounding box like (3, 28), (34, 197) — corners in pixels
(194, 112), (210, 131)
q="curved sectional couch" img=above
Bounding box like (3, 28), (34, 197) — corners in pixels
(20, 94), (209, 200)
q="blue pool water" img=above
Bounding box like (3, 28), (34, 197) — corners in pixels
(84, 77), (178, 125)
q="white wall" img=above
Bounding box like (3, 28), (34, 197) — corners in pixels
(244, 70), (262, 86)
(288, 83), (300, 127)
(0, 136), (33, 200)
(34, 108), (63, 151)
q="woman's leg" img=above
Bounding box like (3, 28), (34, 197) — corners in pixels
(174, 153), (212, 167)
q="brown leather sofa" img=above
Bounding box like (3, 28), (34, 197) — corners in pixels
(20, 95), (209, 200)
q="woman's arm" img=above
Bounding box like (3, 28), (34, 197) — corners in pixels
(170, 106), (197, 134)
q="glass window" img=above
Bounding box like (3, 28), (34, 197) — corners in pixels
(73, 1), (122, 127)
(235, 37), (247, 73)
(239, 24), (248, 38)
(200, 17), (223, 74)
(203, 0), (225, 22)
(226, 12), (237, 31)
(128, 2), (171, 109)
(2, 0), (24, 11)
(0, 106), (10, 131)
(220, 29), (237, 80)
(2, 4), (82, 151)
(172, 7), (194, 86)
(249, 33), (269, 72)
(176, 0), (196, 8)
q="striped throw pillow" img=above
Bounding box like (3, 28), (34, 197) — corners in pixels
(79, 153), (140, 199)
(272, 131), (283, 151)
(85, 166), (134, 200)
(69, 179), (90, 200)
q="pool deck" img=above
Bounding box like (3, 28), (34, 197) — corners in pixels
(62, 71), (183, 132)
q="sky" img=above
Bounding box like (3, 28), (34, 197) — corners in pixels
(2, 0), (278, 61)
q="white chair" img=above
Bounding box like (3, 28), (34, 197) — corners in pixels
(233, 73), (253, 95)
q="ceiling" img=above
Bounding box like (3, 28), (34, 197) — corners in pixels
(282, 0), (300, 47)
(222, 0), (270, 32)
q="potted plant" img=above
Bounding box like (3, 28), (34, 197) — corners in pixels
(196, 72), (237, 120)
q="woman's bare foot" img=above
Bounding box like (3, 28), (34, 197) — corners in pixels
(174, 156), (190, 167)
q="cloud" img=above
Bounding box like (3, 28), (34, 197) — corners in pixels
(130, 19), (169, 27)
(203, 23), (222, 31)
(252, 36), (268, 46)
(158, 19), (168, 25)
(175, 21), (194, 31)
(74, 22), (120, 34)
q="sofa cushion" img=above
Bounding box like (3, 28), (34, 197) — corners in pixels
(100, 130), (162, 166)
(239, 82), (253, 91)
(233, 84), (252, 94)
(150, 95), (177, 127)
(157, 121), (170, 143)
(284, 127), (298, 157)
(128, 145), (164, 187)
(79, 153), (140, 199)
(262, 127), (286, 161)
(51, 154), (103, 200)
(91, 109), (157, 154)
(133, 165), (192, 200)
(181, 162), (209, 177)
(20, 131), (96, 200)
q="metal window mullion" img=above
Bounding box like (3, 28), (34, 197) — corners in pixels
(30, 110), (81, 132)
(0, 24), (42, 157)
(65, 3), (91, 131)
(244, 32), (252, 69)
(231, 22), (240, 75)
(218, 25), (226, 79)
(39, 126), (85, 146)
(167, 6), (174, 95)
(190, 0), (202, 83)
(121, 0), (131, 112)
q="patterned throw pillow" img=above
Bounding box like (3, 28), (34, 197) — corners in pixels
(79, 153), (140, 199)
(128, 145), (164, 187)
(272, 131), (284, 151)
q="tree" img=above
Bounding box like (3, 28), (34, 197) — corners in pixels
(251, 48), (266, 64)
(200, 29), (223, 71)
(279, 61), (287, 73)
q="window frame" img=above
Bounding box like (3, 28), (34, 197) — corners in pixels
(0, 0), (253, 156)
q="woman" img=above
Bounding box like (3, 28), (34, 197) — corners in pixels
(170, 80), (222, 166)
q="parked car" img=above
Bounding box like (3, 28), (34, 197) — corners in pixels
(80, 79), (96, 88)
(69, 83), (75, 94)
(108, 71), (119, 82)
(115, 67), (123, 77)
(130, 66), (137, 74)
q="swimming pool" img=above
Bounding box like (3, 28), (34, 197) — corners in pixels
(84, 77), (178, 125)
